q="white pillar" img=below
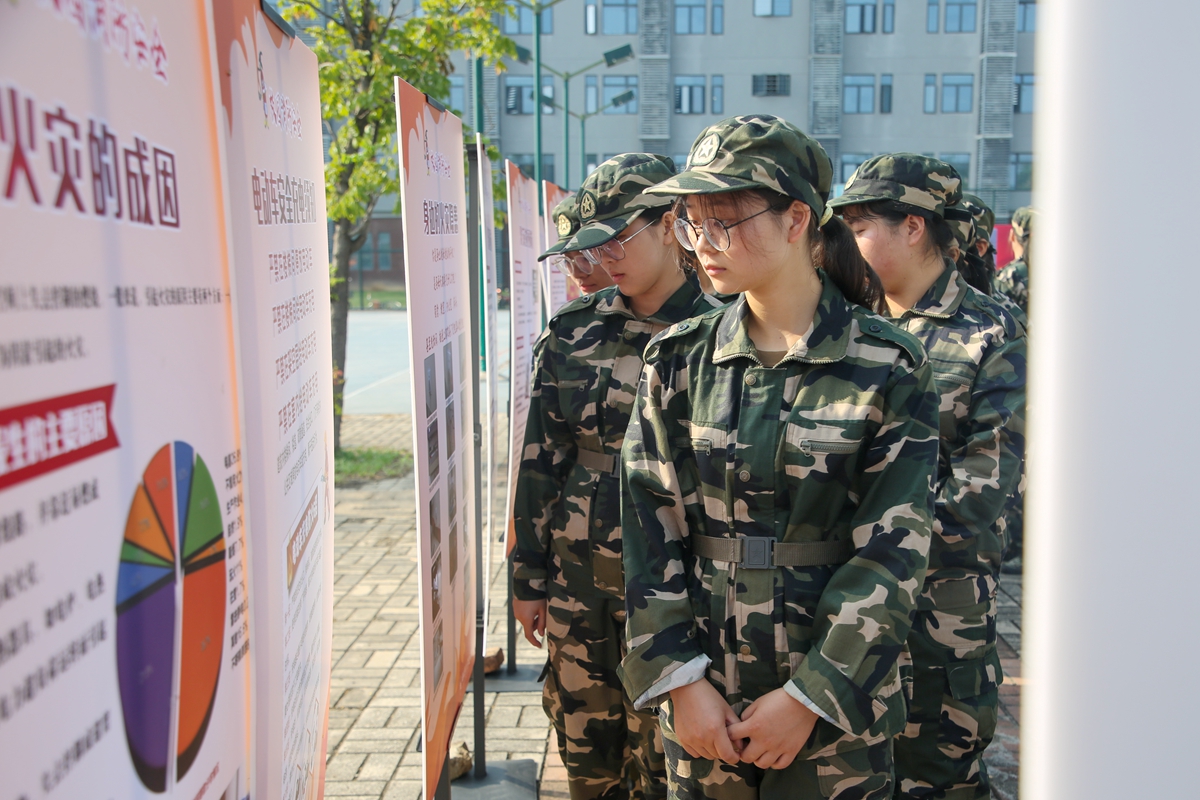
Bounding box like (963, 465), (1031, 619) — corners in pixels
(1025, 1), (1200, 797)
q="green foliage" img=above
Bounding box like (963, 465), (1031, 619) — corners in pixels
(278, 0), (516, 227)
(334, 448), (415, 485)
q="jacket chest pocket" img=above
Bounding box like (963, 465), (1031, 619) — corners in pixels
(781, 420), (868, 502)
(555, 369), (605, 433)
(674, 422), (730, 536)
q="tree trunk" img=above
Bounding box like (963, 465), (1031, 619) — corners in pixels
(330, 217), (353, 452)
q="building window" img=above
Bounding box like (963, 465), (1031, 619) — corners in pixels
(448, 76), (466, 114)
(845, 0), (875, 33)
(711, 75), (724, 114)
(603, 0), (638, 35)
(377, 232), (393, 271)
(603, 75), (638, 113)
(505, 76), (555, 115)
(675, 75), (706, 114)
(586, 153), (599, 173)
(585, 75), (598, 113)
(926, 0), (938, 32)
(924, 74), (937, 113)
(944, 0), (976, 32)
(511, 154), (556, 184)
(585, 0), (598, 33)
(675, 0), (705, 34)
(1010, 153), (1033, 190)
(882, 0), (894, 32)
(712, 0), (724, 33)
(843, 75), (875, 114)
(753, 0), (791, 17)
(671, 155), (688, 173)
(940, 152), (970, 188)
(941, 73), (973, 113)
(880, 74), (893, 113)
(1014, 73), (1035, 113)
(1017, 0), (1036, 32)
(840, 153), (871, 188)
(752, 74), (791, 97)
(502, 1), (553, 34)
(359, 233), (374, 271)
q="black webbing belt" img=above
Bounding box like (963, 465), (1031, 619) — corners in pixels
(692, 534), (854, 569)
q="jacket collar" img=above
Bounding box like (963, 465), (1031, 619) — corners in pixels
(905, 260), (967, 320)
(713, 272), (852, 366)
(594, 272), (705, 325)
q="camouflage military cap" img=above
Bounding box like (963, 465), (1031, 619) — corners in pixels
(567, 153), (676, 250)
(1011, 206), (1036, 239)
(946, 202), (977, 251)
(961, 193), (995, 242)
(537, 193), (581, 262)
(828, 153), (962, 218)
(646, 114), (834, 223)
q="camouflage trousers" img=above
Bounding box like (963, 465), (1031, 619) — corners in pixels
(894, 590), (1002, 800)
(658, 697), (893, 800)
(544, 580), (667, 800)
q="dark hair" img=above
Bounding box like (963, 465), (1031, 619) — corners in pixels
(957, 250), (993, 294)
(678, 189), (885, 314)
(637, 205), (670, 226)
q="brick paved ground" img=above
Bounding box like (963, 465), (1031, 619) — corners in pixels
(325, 414), (1022, 799)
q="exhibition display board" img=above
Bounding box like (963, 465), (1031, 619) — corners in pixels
(393, 78), (478, 796)
(0, 2), (251, 797)
(214, 5), (335, 800)
(540, 181), (576, 317)
(476, 134), (500, 640)
(503, 162), (541, 556)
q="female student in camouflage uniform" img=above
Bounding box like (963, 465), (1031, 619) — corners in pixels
(541, 193), (616, 296)
(829, 155), (1026, 800)
(617, 115), (940, 799)
(511, 153), (722, 800)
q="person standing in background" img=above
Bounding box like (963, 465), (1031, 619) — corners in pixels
(994, 207), (1036, 316)
(511, 154), (721, 800)
(831, 155), (1026, 800)
(541, 194), (616, 297)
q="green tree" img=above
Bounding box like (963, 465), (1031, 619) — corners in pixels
(278, 0), (514, 450)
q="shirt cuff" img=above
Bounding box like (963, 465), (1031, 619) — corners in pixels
(783, 681), (838, 726)
(633, 654), (711, 710)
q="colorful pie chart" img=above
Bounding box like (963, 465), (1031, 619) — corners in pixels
(116, 442), (226, 792)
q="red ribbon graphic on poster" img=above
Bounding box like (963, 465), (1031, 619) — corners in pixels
(0, 385), (119, 491)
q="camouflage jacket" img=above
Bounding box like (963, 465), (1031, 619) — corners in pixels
(511, 275), (723, 602)
(618, 274), (940, 755)
(891, 263), (1026, 602)
(993, 258), (1028, 315)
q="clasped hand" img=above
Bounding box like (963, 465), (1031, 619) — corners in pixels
(668, 680), (819, 770)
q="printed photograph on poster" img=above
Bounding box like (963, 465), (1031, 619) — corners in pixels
(446, 399), (456, 458)
(447, 464), (458, 524)
(427, 417), (440, 481)
(431, 552), (443, 621)
(443, 340), (454, 398)
(457, 333), (467, 388)
(432, 624), (444, 689)
(430, 491), (442, 554)
(424, 354), (438, 418)
(449, 522), (459, 583)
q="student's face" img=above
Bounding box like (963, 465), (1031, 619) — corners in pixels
(841, 209), (913, 292)
(561, 252), (614, 295)
(596, 219), (674, 299)
(681, 195), (793, 296)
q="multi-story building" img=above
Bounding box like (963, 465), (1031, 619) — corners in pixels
(293, 0), (1036, 288)
(456, 0), (1035, 216)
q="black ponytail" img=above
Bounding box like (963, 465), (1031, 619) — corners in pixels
(810, 214), (886, 314)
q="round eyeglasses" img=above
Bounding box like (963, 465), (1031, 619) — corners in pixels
(553, 252), (595, 278)
(581, 220), (655, 266)
(672, 205), (781, 253)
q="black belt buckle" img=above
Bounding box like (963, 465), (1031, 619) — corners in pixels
(741, 537), (775, 569)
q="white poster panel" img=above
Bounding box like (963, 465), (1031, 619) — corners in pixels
(541, 181), (574, 316)
(394, 78), (477, 796)
(214, 6), (334, 800)
(476, 134), (499, 642)
(0, 3), (250, 799)
(503, 162), (540, 556)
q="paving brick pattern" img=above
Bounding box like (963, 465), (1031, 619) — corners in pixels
(325, 415), (1022, 799)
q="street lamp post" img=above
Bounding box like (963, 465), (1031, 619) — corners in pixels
(516, 44), (635, 189)
(577, 89), (635, 181)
